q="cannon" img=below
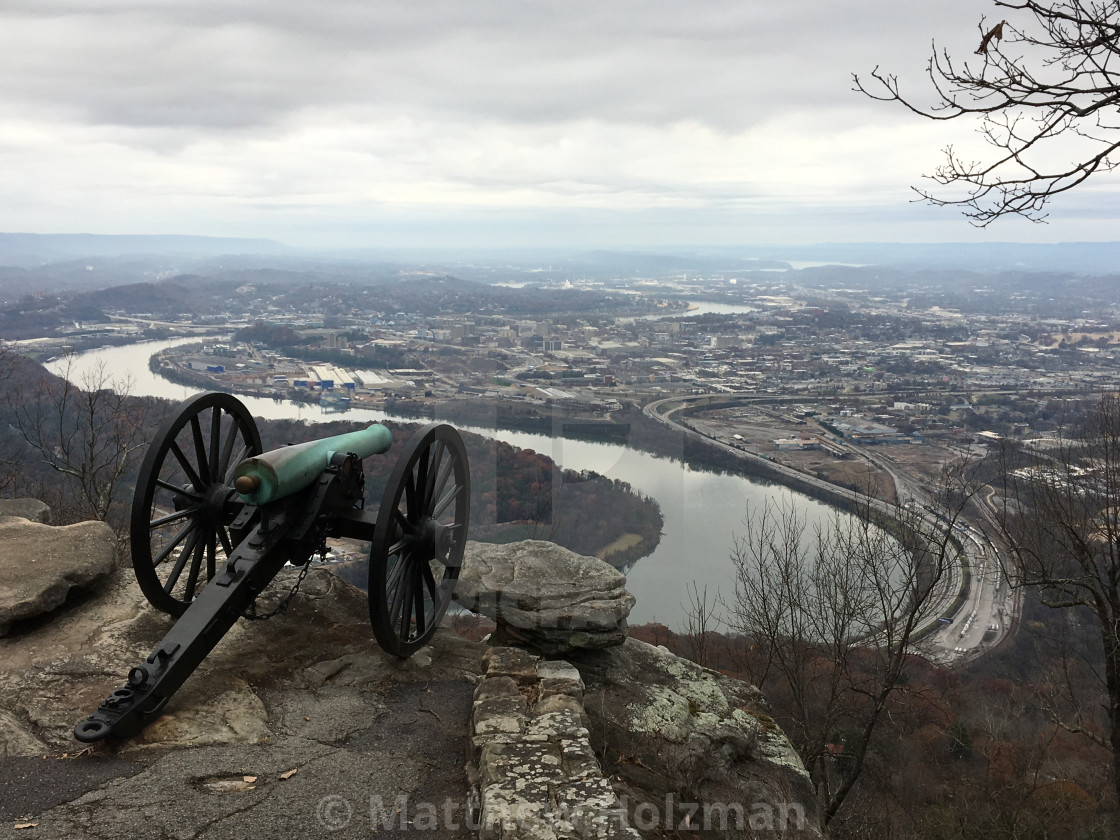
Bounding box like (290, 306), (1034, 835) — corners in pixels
(74, 392), (470, 742)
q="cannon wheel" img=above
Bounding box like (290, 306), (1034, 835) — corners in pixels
(131, 392), (262, 616)
(369, 423), (470, 658)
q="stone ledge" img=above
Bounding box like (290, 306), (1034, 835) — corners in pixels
(0, 498), (51, 524)
(470, 646), (639, 840)
(0, 517), (116, 636)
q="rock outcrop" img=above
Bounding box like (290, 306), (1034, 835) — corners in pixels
(459, 540), (821, 839)
(0, 498), (51, 524)
(0, 511), (116, 636)
(572, 639), (824, 839)
(455, 540), (634, 655)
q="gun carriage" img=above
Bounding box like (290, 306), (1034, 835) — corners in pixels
(74, 391), (470, 742)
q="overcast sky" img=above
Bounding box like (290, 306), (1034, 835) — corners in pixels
(1, 0), (1115, 250)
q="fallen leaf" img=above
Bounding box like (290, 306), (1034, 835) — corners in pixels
(279, 768), (297, 780)
(14, 823), (38, 829)
(203, 778), (256, 793)
(243, 776), (258, 783)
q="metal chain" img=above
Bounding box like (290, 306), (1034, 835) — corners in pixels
(241, 558), (313, 621)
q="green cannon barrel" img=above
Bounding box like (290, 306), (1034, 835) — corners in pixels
(231, 423), (393, 505)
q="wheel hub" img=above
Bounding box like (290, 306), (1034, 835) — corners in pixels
(417, 517), (451, 561)
(201, 483), (239, 524)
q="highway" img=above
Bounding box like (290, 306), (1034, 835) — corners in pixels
(642, 394), (1020, 665)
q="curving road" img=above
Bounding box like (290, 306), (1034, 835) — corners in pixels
(642, 394), (1019, 665)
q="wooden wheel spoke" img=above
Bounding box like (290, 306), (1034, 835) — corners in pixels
(208, 407), (222, 481)
(222, 442), (249, 483)
(163, 527), (202, 593)
(217, 411), (242, 477)
(415, 451), (431, 510)
(429, 453), (454, 513)
(182, 537), (205, 601)
(393, 506), (416, 535)
(432, 483), (461, 520)
(188, 415), (213, 486)
(404, 471), (418, 519)
(422, 442), (445, 511)
(216, 525), (234, 557)
(421, 561), (438, 602)
(386, 555), (408, 611)
(151, 521), (194, 567)
(386, 552), (407, 591)
(155, 477), (201, 501)
(168, 441), (205, 491)
(395, 562), (415, 637)
(387, 562), (405, 600)
(149, 507), (195, 529)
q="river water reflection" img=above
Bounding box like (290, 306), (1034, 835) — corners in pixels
(48, 339), (840, 627)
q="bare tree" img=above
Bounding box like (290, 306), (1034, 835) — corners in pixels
(6, 355), (153, 526)
(855, 1), (1120, 224)
(679, 580), (721, 668)
(994, 394), (1120, 804)
(0, 341), (15, 382)
(728, 469), (974, 827)
(0, 341), (31, 497)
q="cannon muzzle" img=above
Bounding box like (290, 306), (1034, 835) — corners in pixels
(232, 423), (393, 505)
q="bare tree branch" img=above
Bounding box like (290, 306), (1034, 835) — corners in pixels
(854, 1), (1120, 224)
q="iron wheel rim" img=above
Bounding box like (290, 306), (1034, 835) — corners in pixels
(369, 423), (470, 657)
(130, 392), (261, 616)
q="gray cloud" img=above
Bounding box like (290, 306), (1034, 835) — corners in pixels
(1, 0), (1100, 246)
(0, 0), (979, 132)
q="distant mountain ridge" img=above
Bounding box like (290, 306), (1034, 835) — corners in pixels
(4, 233), (1120, 275)
(0, 233), (289, 266)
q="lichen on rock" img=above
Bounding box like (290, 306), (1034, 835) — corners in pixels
(570, 638), (823, 839)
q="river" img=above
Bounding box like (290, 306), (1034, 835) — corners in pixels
(48, 339), (841, 627)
